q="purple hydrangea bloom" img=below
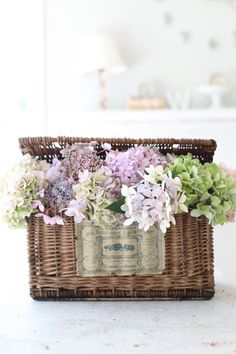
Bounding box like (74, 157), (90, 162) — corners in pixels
(105, 146), (172, 185)
(61, 144), (103, 180)
(121, 183), (172, 233)
(45, 158), (66, 182)
(120, 166), (188, 233)
(43, 177), (74, 210)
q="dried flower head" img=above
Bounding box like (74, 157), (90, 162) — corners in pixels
(43, 177), (74, 210)
(61, 144), (103, 180)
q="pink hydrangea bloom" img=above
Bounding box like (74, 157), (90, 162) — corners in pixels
(64, 199), (87, 223)
(35, 213), (64, 225)
(220, 163), (236, 187)
(61, 144), (103, 180)
(227, 211), (236, 222)
(105, 146), (173, 186)
(32, 200), (44, 212)
(45, 158), (66, 182)
(220, 163), (236, 222)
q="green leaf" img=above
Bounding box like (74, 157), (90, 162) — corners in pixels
(171, 166), (177, 178)
(105, 197), (126, 213)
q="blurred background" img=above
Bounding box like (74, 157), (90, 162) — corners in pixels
(0, 0), (236, 289)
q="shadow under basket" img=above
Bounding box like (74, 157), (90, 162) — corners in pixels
(19, 136), (217, 300)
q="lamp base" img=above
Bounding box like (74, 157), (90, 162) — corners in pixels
(98, 70), (107, 110)
(198, 85), (226, 109)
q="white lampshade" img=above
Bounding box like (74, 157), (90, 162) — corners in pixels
(77, 32), (126, 76)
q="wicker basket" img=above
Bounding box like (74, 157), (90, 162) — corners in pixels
(19, 137), (217, 300)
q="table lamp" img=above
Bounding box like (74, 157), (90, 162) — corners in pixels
(78, 32), (126, 109)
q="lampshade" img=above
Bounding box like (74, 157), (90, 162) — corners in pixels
(77, 32), (126, 76)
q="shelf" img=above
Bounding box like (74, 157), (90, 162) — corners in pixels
(76, 109), (236, 124)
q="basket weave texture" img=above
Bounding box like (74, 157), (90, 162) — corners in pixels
(19, 137), (217, 300)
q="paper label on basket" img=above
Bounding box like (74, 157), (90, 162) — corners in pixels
(75, 222), (165, 276)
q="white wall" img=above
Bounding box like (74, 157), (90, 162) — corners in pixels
(0, 0), (235, 289)
(0, 0), (45, 171)
(46, 0), (236, 114)
(0, 0), (45, 296)
(45, 0), (236, 286)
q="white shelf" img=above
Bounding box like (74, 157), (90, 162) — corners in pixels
(76, 109), (236, 123)
(48, 108), (236, 167)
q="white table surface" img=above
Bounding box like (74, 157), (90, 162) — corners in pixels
(0, 226), (236, 354)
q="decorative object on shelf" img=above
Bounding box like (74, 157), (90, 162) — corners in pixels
(180, 31), (191, 44)
(208, 37), (219, 50)
(138, 82), (157, 98)
(127, 97), (167, 109)
(234, 30), (236, 46)
(209, 73), (225, 86)
(208, 0), (236, 8)
(127, 82), (167, 109)
(163, 12), (173, 25)
(77, 32), (126, 110)
(198, 73), (227, 109)
(166, 90), (191, 109)
(1, 136), (235, 300)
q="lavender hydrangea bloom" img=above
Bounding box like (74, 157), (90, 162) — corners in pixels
(45, 157), (66, 182)
(105, 146), (173, 185)
(121, 166), (188, 233)
(61, 144), (103, 180)
(43, 178), (74, 210)
(35, 213), (64, 225)
(65, 199), (87, 223)
(121, 183), (172, 233)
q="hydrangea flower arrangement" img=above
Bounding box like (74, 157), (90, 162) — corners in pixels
(1, 143), (236, 233)
(118, 166), (187, 233)
(167, 154), (236, 225)
(0, 154), (48, 228)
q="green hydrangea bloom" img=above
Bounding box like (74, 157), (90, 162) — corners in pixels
(0, 154), (48, 228)
(167, 154), (236, 226)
